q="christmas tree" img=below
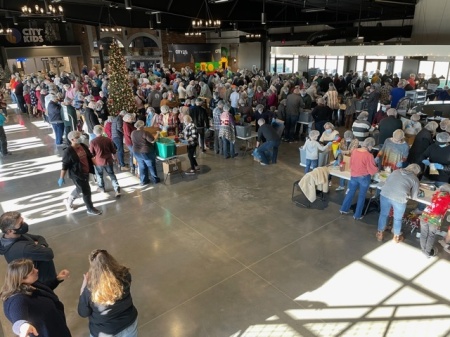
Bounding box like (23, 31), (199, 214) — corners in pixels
(108, 42), (137, 116)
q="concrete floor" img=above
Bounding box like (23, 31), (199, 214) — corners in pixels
(1, 108), (450, 337)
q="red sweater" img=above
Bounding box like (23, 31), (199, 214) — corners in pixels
(350, 149), (378, 177)
(123, 122), (136, 146)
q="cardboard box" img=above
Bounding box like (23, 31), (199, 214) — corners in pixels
(176, 144), (188, 155)
(144, 127), (160, 138)
(162, 160), (181, 174)
(178, 156), (190, 172)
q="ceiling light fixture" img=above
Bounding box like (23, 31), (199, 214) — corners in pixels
(193, 0), (221, 29)
(21, 2), (64, 19)
(0, 25), (12, 35)
(208, 0), (231, 3)
(246, 34), (261, 38)
(184, 32), (202, 36)
(124, 0), (132, 10)
(261, 0), (266, 25)
(155, 12), (161, 24)
(149, 20), (154, 30)
(13, 16), (18, 25)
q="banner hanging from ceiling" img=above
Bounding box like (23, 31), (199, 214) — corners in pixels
(168, 44), (221, 63)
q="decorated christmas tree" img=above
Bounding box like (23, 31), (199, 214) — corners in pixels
(108, 42), (137, 116)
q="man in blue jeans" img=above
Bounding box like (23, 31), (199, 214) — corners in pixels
(131, 120), (160, 185)
(255, 118), (281, 166)
(89, 125), (121, 198)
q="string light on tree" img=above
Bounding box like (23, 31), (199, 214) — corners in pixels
(108, 42), (137, 116)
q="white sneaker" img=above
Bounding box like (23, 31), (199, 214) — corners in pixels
(336, 186), (345, 191)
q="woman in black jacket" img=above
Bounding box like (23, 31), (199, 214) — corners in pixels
(57, 130), (102, 216)
(1, 259), (72, 337)
(78, 249), (138, 337)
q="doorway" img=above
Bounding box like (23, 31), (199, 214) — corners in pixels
(364, 59), (393, 77)
(274, 58), (293, 74)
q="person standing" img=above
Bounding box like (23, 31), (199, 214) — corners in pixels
(84, 102), (101, 142)
(339, 137), (378, 220)
(47, 94), (65, 146)
(61, 97), (78, 145)
(58, 130), (102, 216)
(376, 164), (421, 243)
(284, 88), (304, 142)
(189, 98), (209, 152)
(14, 79), (27, 114)
(123, 113), (137, 174)
(212, 100), (224, 155)
(0, 109), (11, 157)
(180, 115), (199, 175)
(1, 259), (72, 337)
(111, 111), (129, 171)
(366, 84), (380, 124)
(78, 249), (138, 337)
(0, 211), (69, 287)
(420, 185), (450, 258)
(131, 120), (160, 185)
(219, 104), (237, 159)
(90, 125), (121, 197)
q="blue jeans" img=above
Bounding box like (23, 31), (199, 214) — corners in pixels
(51, 123), (64, 145)
(10, 92), (17, 104)
(315, 120), (327, 137)
(378, 195), (407, 235)
(113, 137), (125, 167)
(257, 140), (280, 164)
(95, 164), (120, 192)
(339, 178), (346, 187)
(285, 114), (298, 141)
(340, 174), (371, 219)
(134, 151), (159, 184)
(305, 159), (318, 173)
(127, 145), (135, 170)
(90, 318), (137, 337)
(222, 138), (235, 158)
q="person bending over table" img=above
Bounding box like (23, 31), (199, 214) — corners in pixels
(339, 137), (378, 220)
(376, 129), (409, 171)
(376, 164), (421, 243)
(255, 118), (281, 166)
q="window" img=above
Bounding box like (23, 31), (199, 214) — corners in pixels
(308, 56), (344, 75)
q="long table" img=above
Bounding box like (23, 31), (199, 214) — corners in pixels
(328, 166), (433, 206)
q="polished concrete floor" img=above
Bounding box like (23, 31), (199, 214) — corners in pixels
(1, 108), (450, 337)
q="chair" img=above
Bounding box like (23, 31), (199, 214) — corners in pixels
(292, 180), (325, 208)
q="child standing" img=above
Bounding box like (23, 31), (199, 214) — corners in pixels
(303, 130), (331, 173)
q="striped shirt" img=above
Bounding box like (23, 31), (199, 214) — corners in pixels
(352, 120), (373, 142)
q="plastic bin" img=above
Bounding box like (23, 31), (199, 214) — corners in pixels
(236, 124), (251, 137)
(156, 138), (176, 158)
(299, 147), (330, 167)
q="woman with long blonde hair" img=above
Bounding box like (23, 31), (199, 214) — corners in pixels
(0, 259), (71, 337)
(78, 249), (138, 337)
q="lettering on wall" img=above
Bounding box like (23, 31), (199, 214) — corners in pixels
(4, 23), (60, 46)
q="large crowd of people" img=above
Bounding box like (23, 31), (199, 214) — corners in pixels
(1, 63), (450, 336)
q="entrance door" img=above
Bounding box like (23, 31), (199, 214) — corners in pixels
(275, 58), (294, 74)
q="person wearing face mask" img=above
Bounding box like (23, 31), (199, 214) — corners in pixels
(58, 131), (102, 216)
(0, 212), (70, 288)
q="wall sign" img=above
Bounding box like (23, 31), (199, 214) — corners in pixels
(2, 23), (61, 47)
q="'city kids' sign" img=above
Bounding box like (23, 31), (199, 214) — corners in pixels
(2, 22), (61, 46)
